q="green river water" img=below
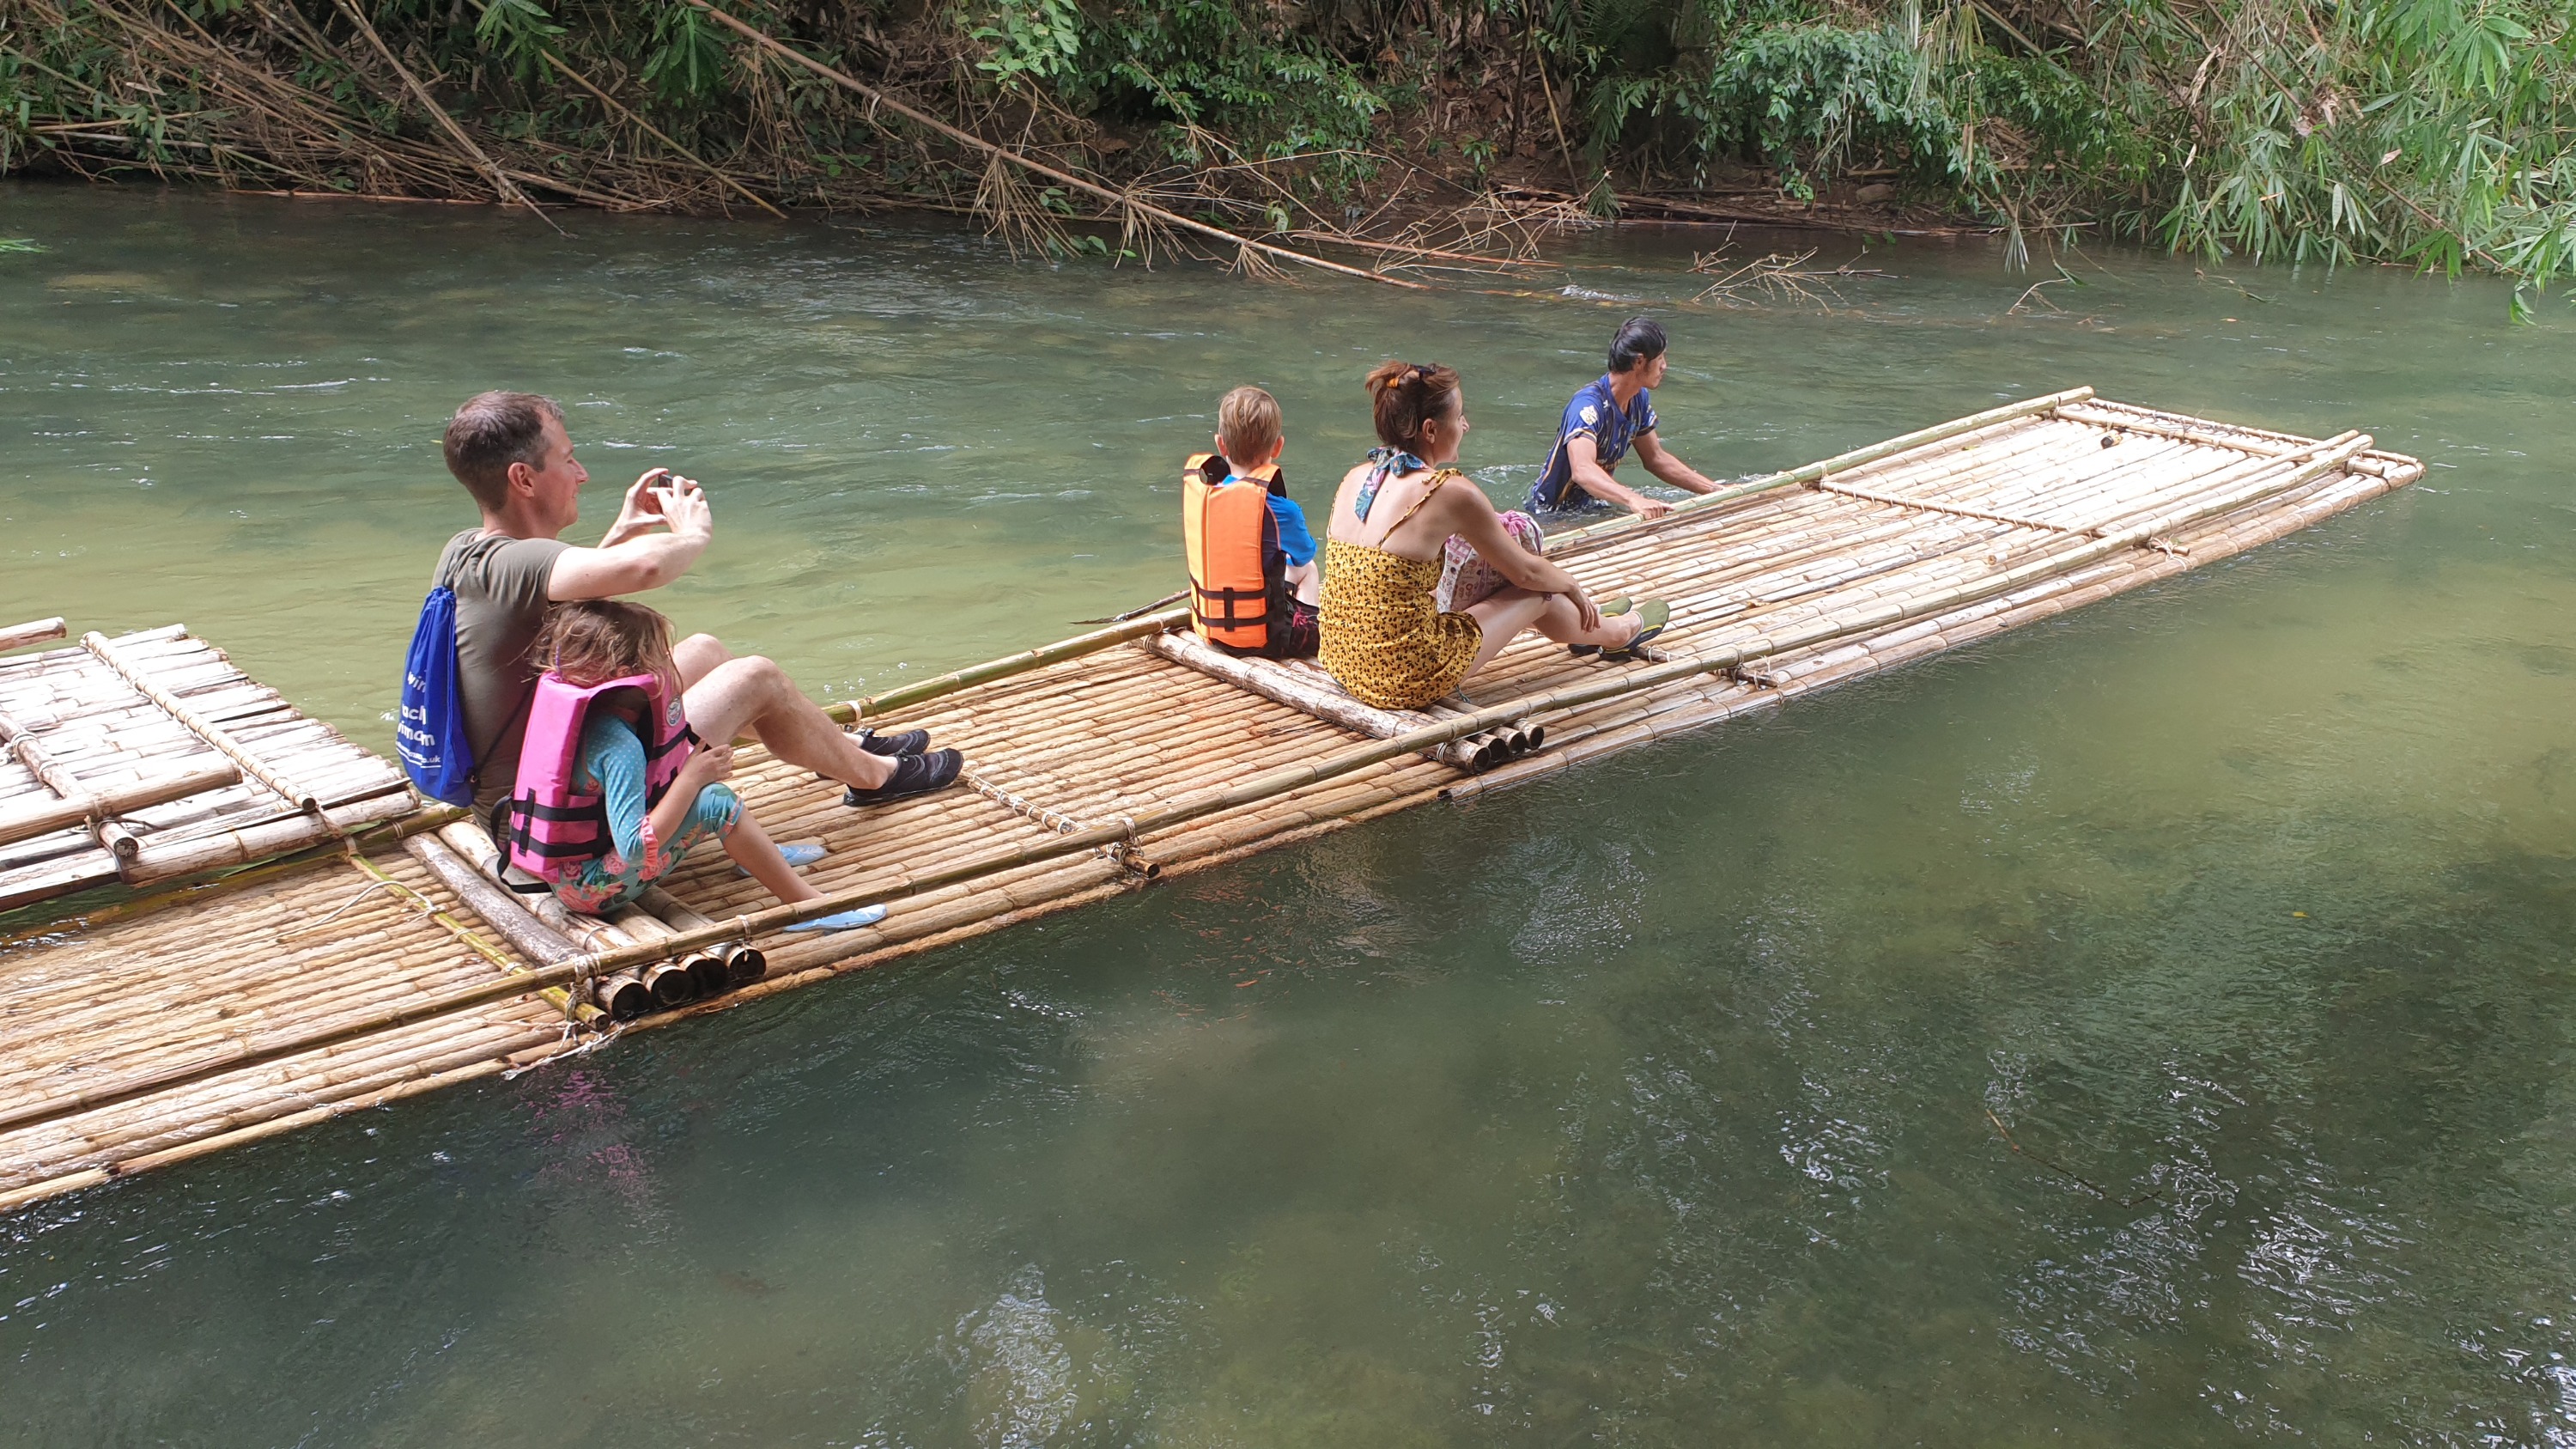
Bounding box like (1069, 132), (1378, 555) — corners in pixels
(3, 185), (2573, 1446)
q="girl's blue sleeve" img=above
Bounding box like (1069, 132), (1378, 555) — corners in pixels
(580, 715), (652, 861)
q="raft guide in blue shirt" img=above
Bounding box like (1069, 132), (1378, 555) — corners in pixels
(1530, 375), (1658, 510)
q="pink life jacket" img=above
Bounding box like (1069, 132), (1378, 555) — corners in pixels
(501, 671), (696, 884)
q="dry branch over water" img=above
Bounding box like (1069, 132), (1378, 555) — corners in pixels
(3, 0), (2571, 306)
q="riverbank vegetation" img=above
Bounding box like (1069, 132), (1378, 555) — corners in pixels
(2, 0), (2569, 309)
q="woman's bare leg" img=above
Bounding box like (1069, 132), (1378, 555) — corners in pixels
(720, 810), (823, 906)
(1463, 589), (1643, 673)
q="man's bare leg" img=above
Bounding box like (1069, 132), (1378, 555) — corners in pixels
(676, 634), (896, 790)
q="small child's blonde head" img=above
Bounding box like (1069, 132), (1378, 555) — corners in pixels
(1217, 386), (1283, 468)
(538, 600), (679, 691)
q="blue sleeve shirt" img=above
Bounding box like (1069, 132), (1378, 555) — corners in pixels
(577, 712), (655, 864)
(576, 710), (734, 867)
(1266, 494), (1317, 568)
(1530, 375), (1659, 511)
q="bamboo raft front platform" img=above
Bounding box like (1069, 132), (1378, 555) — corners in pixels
(0, 624), (416, 910)
(0, 388), (2422, 1212)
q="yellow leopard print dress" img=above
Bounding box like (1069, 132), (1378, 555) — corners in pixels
(1318, 472), (1484, 710)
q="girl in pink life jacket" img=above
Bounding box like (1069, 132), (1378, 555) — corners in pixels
(515, 601), (884, 932)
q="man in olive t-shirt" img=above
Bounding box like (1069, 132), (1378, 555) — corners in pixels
(430, 528), (570, 806)
(434, 391), (964, 811)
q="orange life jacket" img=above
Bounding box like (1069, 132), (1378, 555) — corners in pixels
(1182, 453), (1288, 654)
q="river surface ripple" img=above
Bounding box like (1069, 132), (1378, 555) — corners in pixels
(3, 185), (2574, 1446)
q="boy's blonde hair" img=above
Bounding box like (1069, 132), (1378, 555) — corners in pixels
(1217, 386), (1283, 467)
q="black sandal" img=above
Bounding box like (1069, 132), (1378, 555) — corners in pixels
(855, 727), (931, 757)
(842, 748), (965, 806)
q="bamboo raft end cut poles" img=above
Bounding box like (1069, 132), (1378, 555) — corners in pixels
(0, 393), (2423, 1214)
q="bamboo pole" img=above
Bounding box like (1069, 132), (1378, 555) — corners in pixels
(1544, 387), (2097, 558)
(604, 904), (728, 997)
(0, 715), (244, 853)
(0, 431), (2378, 1144)
(826, 609), (1188, 722)
(0, 619), (65, 654)
(430, 819), (675, 1014)
(1139, 630), (1490, 770)
(0, 764), (240, 855)
(398, 835), (578, 969)
(79, 632), (325, 813)
(361, 846), (597, 1023)
(681, 1), (1424, 291)
(0, 805), (465, 943)
(635, 886), (765, 986)
(116, 789), (417, 886)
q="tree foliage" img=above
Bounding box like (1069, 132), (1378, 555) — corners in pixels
(1, 0), (2568, 307)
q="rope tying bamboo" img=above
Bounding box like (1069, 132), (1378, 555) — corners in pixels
(962, 768), (1090, 836)
(961, 768), (1155, 875)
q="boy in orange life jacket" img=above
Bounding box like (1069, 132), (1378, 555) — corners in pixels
(1182, 386), (1321, 660)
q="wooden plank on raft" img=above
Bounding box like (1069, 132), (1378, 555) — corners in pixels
(0, 393), (2429, 1212)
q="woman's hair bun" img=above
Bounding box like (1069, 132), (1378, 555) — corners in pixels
(1364, 359), (1464, 451)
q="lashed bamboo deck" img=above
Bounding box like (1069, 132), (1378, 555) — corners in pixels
(1, 625), (417, 910)
(0, 389), (2421, 1211)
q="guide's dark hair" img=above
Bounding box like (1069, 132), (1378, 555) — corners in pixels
(1364, 360), (1463, 452)
(1607, 316), (1668, 374)
(443, 391), (565, 511)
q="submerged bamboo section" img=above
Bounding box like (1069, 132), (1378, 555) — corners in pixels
(0, 392), (2423, 1212)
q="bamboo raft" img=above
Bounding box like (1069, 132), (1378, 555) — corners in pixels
(0, 388), (2422, 1212)
(0, 624), (418, 910)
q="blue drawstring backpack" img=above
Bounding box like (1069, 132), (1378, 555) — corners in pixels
(397, 583), (477, 806)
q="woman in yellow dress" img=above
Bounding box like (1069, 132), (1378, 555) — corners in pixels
(1318, 361), (1667, 710)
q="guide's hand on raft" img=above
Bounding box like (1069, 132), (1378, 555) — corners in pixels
(1631, 496), (1674, 521)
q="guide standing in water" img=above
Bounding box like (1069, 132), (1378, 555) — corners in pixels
(1527, 317), (1723, 521)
